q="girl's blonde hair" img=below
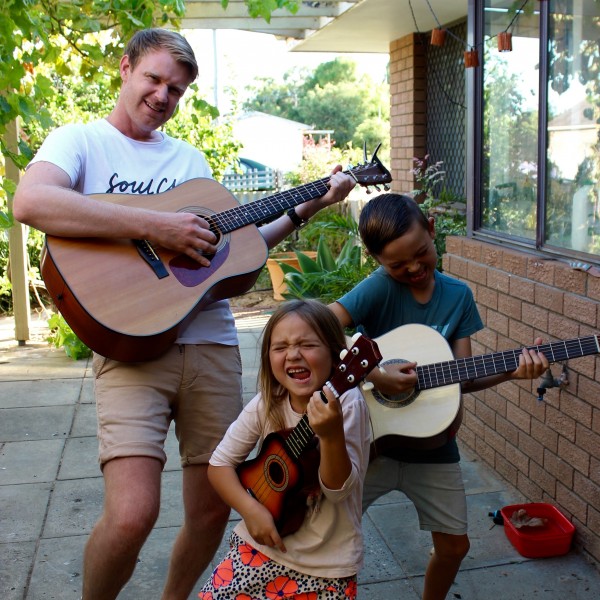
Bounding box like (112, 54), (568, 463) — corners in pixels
(258, 299), (347, 431)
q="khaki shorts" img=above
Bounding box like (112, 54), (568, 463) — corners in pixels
(362, 456), (468, 535)
(93, 344), (243, 468)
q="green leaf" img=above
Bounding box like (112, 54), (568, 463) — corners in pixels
(316, 236), (336, 271)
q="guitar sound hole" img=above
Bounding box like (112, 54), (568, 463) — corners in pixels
(372, 359), (419, 408)
(268, 461), (284, 485)
(264, 455), (289, 492)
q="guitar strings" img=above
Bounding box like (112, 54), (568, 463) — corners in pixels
(417, 336), (599, 390)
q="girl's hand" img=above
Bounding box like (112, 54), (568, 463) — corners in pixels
(243, 502), (287, 553)
(510, 337), (549, 380)
(307, 386), (344, 441)
(369, 361), (418, 396)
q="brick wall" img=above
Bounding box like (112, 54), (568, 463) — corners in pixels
(444, 235), (600, 564)
(389, 34), (427, 194)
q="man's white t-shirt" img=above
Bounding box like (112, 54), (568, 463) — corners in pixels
(30, 119), (237, 346)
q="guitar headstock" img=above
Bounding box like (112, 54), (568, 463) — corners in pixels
(346, 143), (392, 191)
(328, 333), (383, 397)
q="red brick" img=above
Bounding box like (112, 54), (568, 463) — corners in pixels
(587, 276), (600, 302)
(560, 392), (593, 428)
(462, 239), (483, 262)
(498, 294), (522, 320)
(527, 257), (555, 285)
(516, 472), (543, 500)
(496, 414), (519, 445)
(544, 449), (574, 485)
(509, 276), (535, 302)
(575, 422), (599, 457)
(467, 262), (487, 285)
(545, 404), (576, 442)
(563, 293), (598, 327)
(534, 283), (564, 313)
(496, 454), (518, 486)
(529, 460), (557, 495)
(445, 236), (463, 254)
(574, 471), (600, 509)
(531, 418), (558, 452)
(508, 321), (534, 347)
(485, 428), (506, 454)
(547, 314), (580, 340)
(483, 388), (507, 416)
(518, 431), (544, 466)
(487, 269), (510, 293)
(556, 481), (588, 523)
(502, 249), (528, 277)
(505, 442), (530, 473)
(557, 436), (590, 476)
(507, 401), (531, 433)
(553, 262), (587, 295)
(476, 399), (496, 428)
(591, 457), (600, 486)
(521, 303), (549, 334)
(578, 376), (600, 410)
(481, 245), (503, 268)
(477, 286), (498, 310)
(475, 436), (495, 466)
(486, 310), (509, 337)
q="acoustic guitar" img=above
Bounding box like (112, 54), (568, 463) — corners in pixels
(364, 324), (600, 450)
(41, 148), (391, 362)
(236, 332), (382, 536)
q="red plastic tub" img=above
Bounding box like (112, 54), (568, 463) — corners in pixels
(500, 503), (575, 558)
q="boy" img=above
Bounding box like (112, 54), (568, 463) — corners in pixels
(328, 193), (548, 600)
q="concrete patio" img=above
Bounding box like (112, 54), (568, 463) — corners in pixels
(1, 309), (599, 599)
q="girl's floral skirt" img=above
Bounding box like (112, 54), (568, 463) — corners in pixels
(198, 532), (357, 600)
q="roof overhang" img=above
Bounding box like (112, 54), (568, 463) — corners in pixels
(181, 1), (468, 54)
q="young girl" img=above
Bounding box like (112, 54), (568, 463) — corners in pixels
(198, 299), (372, 600)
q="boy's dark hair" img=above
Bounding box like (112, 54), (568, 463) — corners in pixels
(124, 28), (198, 81)
(359, 193), (430, 256)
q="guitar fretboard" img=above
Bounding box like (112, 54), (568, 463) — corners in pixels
(417, 335), (600, 391)
(211, 178), (331, 233)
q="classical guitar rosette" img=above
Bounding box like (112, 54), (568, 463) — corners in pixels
(370, 358), (419, 408)
(263, 454), (290, 492)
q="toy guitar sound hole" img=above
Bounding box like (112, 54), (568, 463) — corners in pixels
(264, 455), (289, 491)
(371, 359), (419, 408)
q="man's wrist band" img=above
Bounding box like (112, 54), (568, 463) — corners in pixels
(287, 207), (309, 230)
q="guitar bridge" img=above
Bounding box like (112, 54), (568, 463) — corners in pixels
(133, 240), (169, 279)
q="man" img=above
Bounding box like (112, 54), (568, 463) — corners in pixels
(13, 28), (355, 600)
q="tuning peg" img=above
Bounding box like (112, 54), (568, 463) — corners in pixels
(366, 187), (372, 194)
(384, 184), (390, 191)
(374, 185), (381, 192)
(363, 141), (368, 163)
(340, 349), (348, 360)
(362, 381), (374, 391)
(370, 142), (382, 163)
(351, 332), (362, 342)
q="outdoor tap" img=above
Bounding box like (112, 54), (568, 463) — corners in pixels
(536, 364), (569, 401)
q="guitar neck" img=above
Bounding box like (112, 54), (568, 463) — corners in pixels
(211, 178), (331, 234)
(283, 414), (315, 460)
(416, 335), (600, 391)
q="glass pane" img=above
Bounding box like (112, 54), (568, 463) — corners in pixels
(481, 1), (540, 239)
(546, 0), (600, 254)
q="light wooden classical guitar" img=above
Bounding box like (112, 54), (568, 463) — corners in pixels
(41, 149), (391, 362)
(364, 324), (600, 450)
(236, 333), (382, 537)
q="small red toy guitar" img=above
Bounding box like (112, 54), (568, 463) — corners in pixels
(236, 333), (382, 536)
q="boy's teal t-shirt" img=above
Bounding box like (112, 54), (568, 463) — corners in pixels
(338, 268), (484, 463)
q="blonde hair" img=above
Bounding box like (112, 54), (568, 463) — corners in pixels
(258, 300), (346, 431)
(124, 28), (198, 81)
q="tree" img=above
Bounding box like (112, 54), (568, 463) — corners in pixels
(244, 57), (390, 150)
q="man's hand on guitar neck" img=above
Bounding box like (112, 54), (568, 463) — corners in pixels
(294, 165), (356, 221)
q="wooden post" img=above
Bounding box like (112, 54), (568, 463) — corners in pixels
(5, 118), (30, 344)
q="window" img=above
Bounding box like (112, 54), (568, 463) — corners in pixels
(476, 0), (599, 258)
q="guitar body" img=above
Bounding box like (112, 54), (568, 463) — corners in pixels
(236, 430), (320, 537)
(364, 324), (462, 450)
(42, 178), (268, 362)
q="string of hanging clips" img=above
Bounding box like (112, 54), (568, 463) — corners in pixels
(409, 0), (545, 68)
